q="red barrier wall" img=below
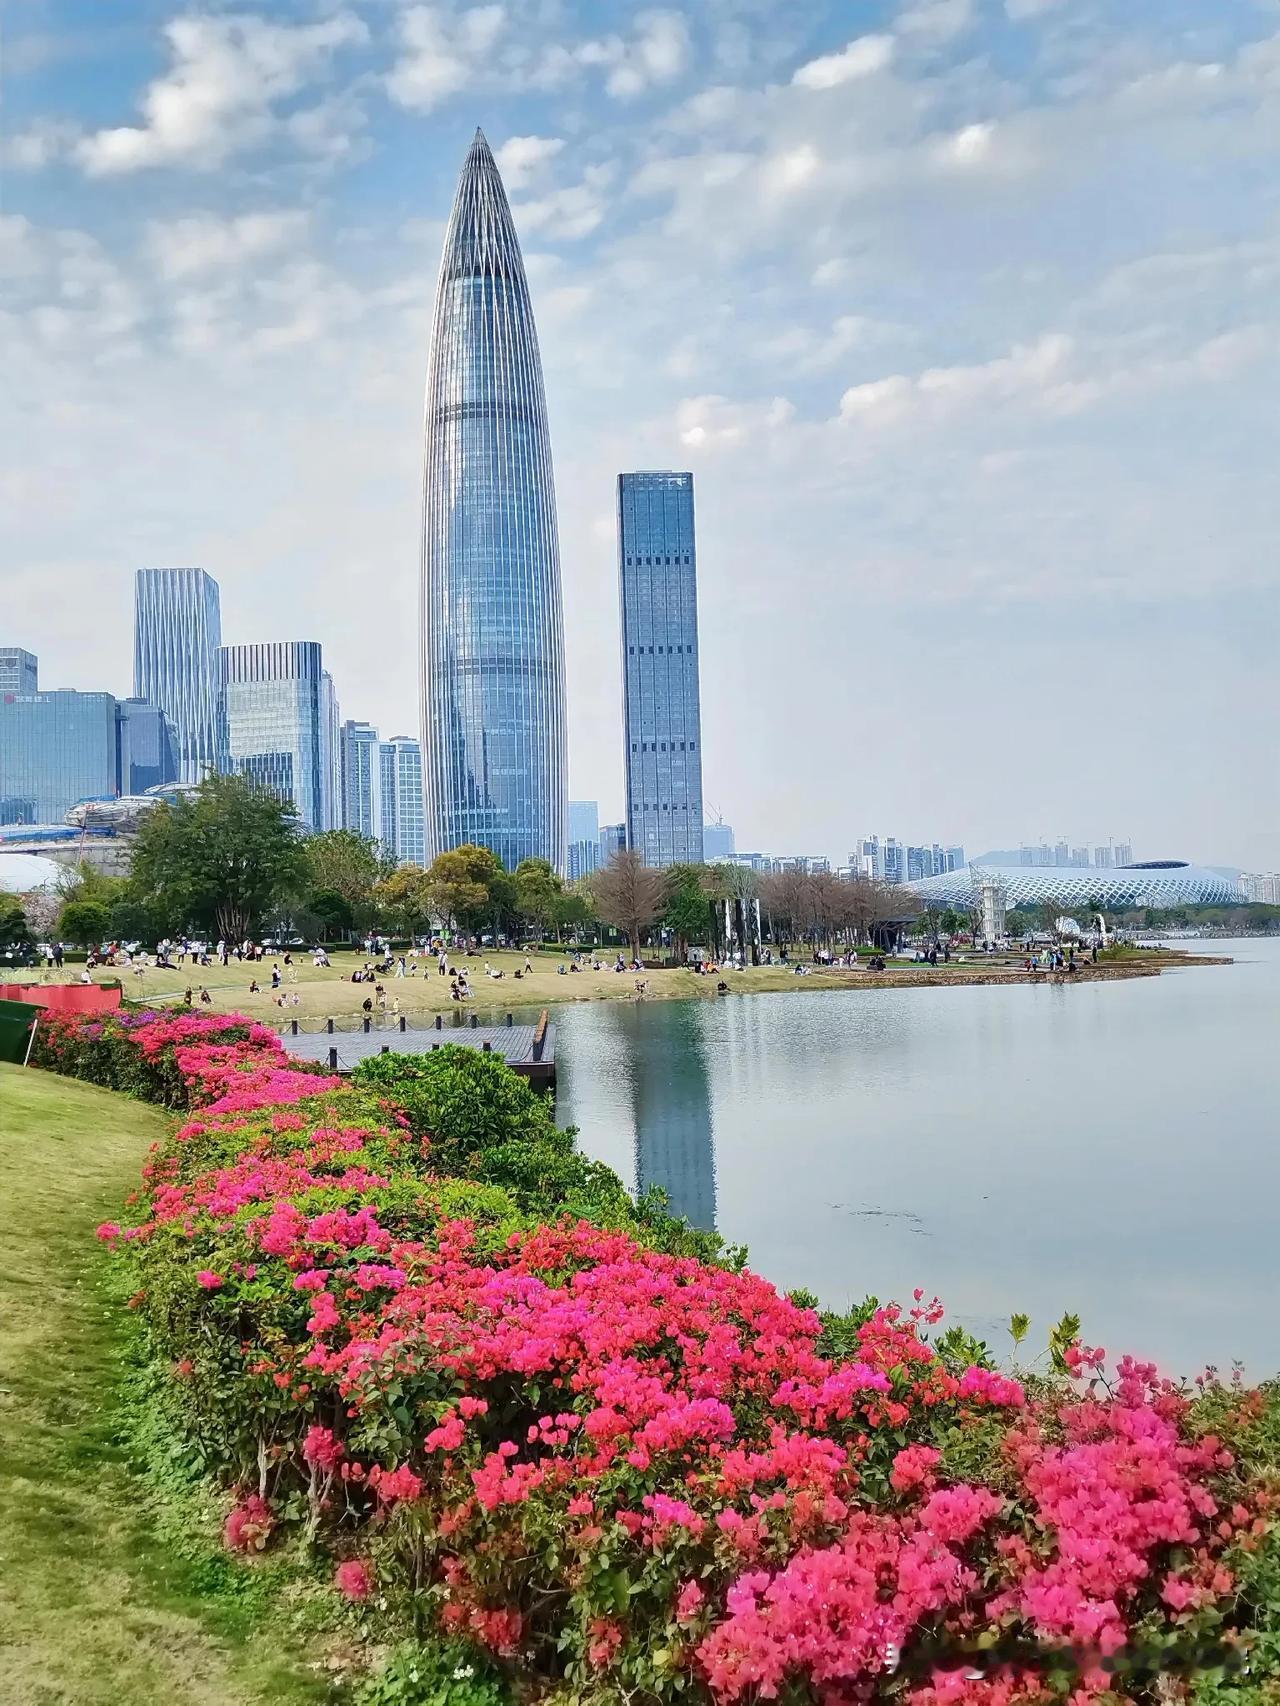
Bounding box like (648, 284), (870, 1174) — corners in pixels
(0, 983), (123, 1013)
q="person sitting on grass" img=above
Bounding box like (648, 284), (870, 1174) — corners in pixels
(362, 996), (374, 1013)
(199, 987), (212, 1004)
(248, 979), (260, 994)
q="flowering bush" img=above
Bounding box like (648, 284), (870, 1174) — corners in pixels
(37, 1010), (1279, 1701)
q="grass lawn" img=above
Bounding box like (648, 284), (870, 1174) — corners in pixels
(0, 1063), (334, 1706)
(3, 945), (1063, 1023)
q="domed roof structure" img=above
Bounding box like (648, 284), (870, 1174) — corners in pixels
(909, 860), (1240, 909)
(0, 853), (63, 893)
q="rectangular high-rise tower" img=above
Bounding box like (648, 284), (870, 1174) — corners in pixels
(134, 567), (224, 784)
(218, 641), (327, 829)
(340, 720), (381, 838)
(618, 471), (704, 868)
(0, 648), (38, 694)
(379, 737), (425, 867)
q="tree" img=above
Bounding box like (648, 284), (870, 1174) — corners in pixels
(590, 850), (668, 961)
(300, 829), (389, 916)
(513, 857), (563, 940)
(373, 865), (432, 937)
(424, 845), (508, 935)
(0, 897), (30, 950)
(58, 898), (112, 946)
(127, 772), (305, 942)
(308, 888), (354, 937)
(663, 864), (713, 962)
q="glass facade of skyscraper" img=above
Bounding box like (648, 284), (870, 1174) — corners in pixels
(134, 567), (225, 783)
(618, 471), (704, 867)
(379, 737), (425, 867)
(0, 648), (38, 694)
(218, 642), (326, 829)
(0, 691), (118, 821)
(420, 130), (567, 874)
(116, 698), (179, 794)
(320, 671), (341, 831)
(340, 720), (381, 838)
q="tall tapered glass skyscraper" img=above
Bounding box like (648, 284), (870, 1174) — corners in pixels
(419, 129), (567, 872)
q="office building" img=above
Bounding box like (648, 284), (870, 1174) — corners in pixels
(1113, 842), (1133, 867)
(320, 672), (341, 831)
(115, 698), (179, 794)
(0, 648), (38, 694)
(340, 721), (381, 839)
(134, 567), (225, 784)
(852, 836), (883, 881)
(567, 799), (600, 882)
(883, 838), (905, 885)
(420, 129), (567, 873)
(598, 822), (626, 866)
(218, 641), (327, 830)
(568, 799), (599, 845)
(1240, 872), (1280, 904)
(0, 690), (118, 822)
(379, 737), (425, 867)
(1094, 845), (1114, 869)
(618, 471), (704, 868)
(704, 819), (735, 861)
(1070, 845), (1090, 868)
(945, 846), (966, 872)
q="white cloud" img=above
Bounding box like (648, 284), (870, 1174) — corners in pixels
(676, 393), (795, 448)
(514, 167), (615, 240)
(836, 324), (1278, 429)
(76, 12), (368, 175)
(896, 0), (975, 45)
(494, 134), (565, 190)
(602, 10), (691, 98)
(936, 121), (996, 167)
(2, 120), (79, 170)
(144, 211), (311, 281)
(760, 143), (820, 197)
(793, 35), (894, 90)
(386, 4), (504, 111)
(1004, 0), (1067, 18)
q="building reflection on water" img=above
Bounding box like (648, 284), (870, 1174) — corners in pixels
(558, 1001), (718, 1232)
(630, 1002), (717, 1231)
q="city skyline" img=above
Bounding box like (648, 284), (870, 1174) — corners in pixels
(4, 2), (1277, 872)
(419, 130), (567, 872)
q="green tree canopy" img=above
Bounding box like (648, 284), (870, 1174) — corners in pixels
(300, 829), (389, 911)
(663, 864), (713, 960)
(0, 897), (30, 950)
(425, 844), (509, 933)
(58, 899), (112, 946)
(513, 857), (563, 937)
(126, 773), (305, 942)
(307, 888), (354, 936)
(373, 865), (431, 937)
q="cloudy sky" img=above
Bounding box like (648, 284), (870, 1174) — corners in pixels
(3, 0), (1278, 870)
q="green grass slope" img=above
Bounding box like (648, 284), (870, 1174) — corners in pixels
(0, 1063), (331, 1706)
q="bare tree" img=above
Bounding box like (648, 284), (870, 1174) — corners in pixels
(590, 851), (668, 961)
(759, 868), (809, 951)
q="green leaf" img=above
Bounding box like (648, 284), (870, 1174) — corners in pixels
(1008, 1312), (1030, 1348)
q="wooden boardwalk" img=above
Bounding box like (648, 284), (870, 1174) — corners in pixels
(279, 1011), (555, 1086)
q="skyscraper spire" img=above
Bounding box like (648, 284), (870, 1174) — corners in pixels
(418, 132), (567, 872)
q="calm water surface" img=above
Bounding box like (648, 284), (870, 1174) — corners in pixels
(554, 939), (1280, 1378)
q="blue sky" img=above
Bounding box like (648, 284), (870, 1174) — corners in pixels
(3, 0), (1278, 869)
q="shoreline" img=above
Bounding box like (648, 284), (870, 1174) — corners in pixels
(2, 944), (1232, 1024)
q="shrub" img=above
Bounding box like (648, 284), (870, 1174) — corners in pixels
(34, 1009), (1280, 1703)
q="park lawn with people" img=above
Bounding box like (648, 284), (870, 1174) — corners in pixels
(29, 944), (1192, 1025)
(0, 1061), (339, 1706)
(19, 1005), (1280, 1704)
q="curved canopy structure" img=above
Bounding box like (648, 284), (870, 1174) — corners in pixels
(909, 861), (1241, 908)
